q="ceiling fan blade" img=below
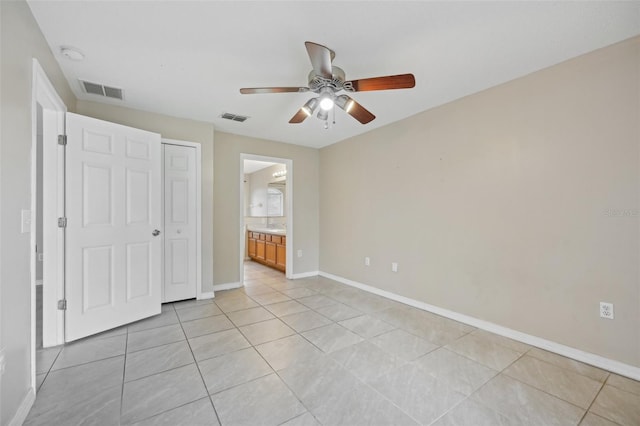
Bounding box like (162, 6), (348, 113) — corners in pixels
(240, 87), (309, 94)
(289, 108), (310, 124)
(305, 41), (333, 79)
(337, 95), (375, 124)
(345, 74), (415, 92)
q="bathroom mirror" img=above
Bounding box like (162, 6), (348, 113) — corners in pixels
(267, 182), (285, 217)
(243, 159), (287, 217)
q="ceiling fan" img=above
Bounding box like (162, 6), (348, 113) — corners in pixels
(239, 41), (415, 125)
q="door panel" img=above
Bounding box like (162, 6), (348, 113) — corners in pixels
(126, 169), (150, 224)
(65, 112), (161, 342)
(163, 144), (197, 302)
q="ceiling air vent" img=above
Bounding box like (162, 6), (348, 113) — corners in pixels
(220, 113), (249, 122)
(79, 80), (124, 100)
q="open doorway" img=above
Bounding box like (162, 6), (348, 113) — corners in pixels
(239, 154), (293, 286)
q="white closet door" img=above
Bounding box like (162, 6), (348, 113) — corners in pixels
(65, 113), (162, 342)
(163, 144), (197, 302)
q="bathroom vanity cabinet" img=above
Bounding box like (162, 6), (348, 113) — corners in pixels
(248, 230), (286, 272)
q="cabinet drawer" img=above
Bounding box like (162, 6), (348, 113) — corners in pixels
(259, 233), (266, 241)
(282, 236), (286, 245)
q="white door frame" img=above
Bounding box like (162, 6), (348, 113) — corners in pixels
(239, 153), (293, 284)
(31, 59), (67, 391)
(162, 139), (204, 300)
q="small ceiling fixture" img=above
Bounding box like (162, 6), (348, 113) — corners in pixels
(272, 170), (287, 178)
(60, 46), (84, 61)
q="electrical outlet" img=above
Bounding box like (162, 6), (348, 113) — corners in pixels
(38, 253), (44, 262)
(0, 348), (5, 376)
(364, 257), (370, 266)
(600, 302), (614, 320)
(297, 249), (303, 258)
(391, 262), (398, 272)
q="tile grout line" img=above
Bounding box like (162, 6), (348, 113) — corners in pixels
(575, 373), (613, 426)
(456, 348), (530, 424)
(241, 271), (328, 424)
(274, 277), (427, 418)
(253, 275), (428, 424)
(119, 324), (129, 423)
(35, 345), (64, 393)
(499, 353), (611, 413)
(176, 305), (224, 426)
(48, 263), (635, 426)
(212, 279), (316, 422)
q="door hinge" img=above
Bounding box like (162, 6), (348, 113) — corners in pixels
(57, 134), (67, 146)
(57, 217), (67, 228)
(57, 299), (67, 310)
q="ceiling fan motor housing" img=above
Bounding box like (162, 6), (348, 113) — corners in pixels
(308, 66), (346, 93)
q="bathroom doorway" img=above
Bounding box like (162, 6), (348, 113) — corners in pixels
(239, 154), (293, 285)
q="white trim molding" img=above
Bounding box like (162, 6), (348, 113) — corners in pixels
(319, 271), (640, 381)
(212, 282), (242, 292)
(8, 387), (35, 426)
(197, 291), (215, 300)
(291, 271), (320, 279)
(31, 59), (67, 410)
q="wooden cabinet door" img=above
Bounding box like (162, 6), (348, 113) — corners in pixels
(248, 237), (257, 257)
(265, 242), (276, 265)
(276, 244), (286, 270)
(256, 240), (266, 260)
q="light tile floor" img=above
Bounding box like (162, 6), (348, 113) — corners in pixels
(28, 261), (640, 425)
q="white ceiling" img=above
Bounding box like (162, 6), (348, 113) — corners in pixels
(244, 159), (277, 175)
(28, 1), (640, 149)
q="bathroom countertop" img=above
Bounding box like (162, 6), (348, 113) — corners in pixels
(247, 227), (286, 235)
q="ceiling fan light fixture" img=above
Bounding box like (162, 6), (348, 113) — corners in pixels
(319, 96), (334, 111)
(336, 95), (355, 112)
(318, 87), (335, 111)
(345, 99), (355, 112)
(302, 98), (319, 116)
(317, 109), (329, 121)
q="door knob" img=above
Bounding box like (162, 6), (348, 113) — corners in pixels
(152, 229), (161, 236)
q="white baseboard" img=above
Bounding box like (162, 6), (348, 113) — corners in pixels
(319, 271), (640, 381)
(9, 387), (35, 426)
(197, 291), (215, 300)
(212, 282), (242, 292)
(290, 271), (320, 279)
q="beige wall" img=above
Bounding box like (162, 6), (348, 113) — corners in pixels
(75, 100), (215, 293)
(214, 132), (319, 284)
(0, 1), (76, 423)
(320, 37), (640, 367)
